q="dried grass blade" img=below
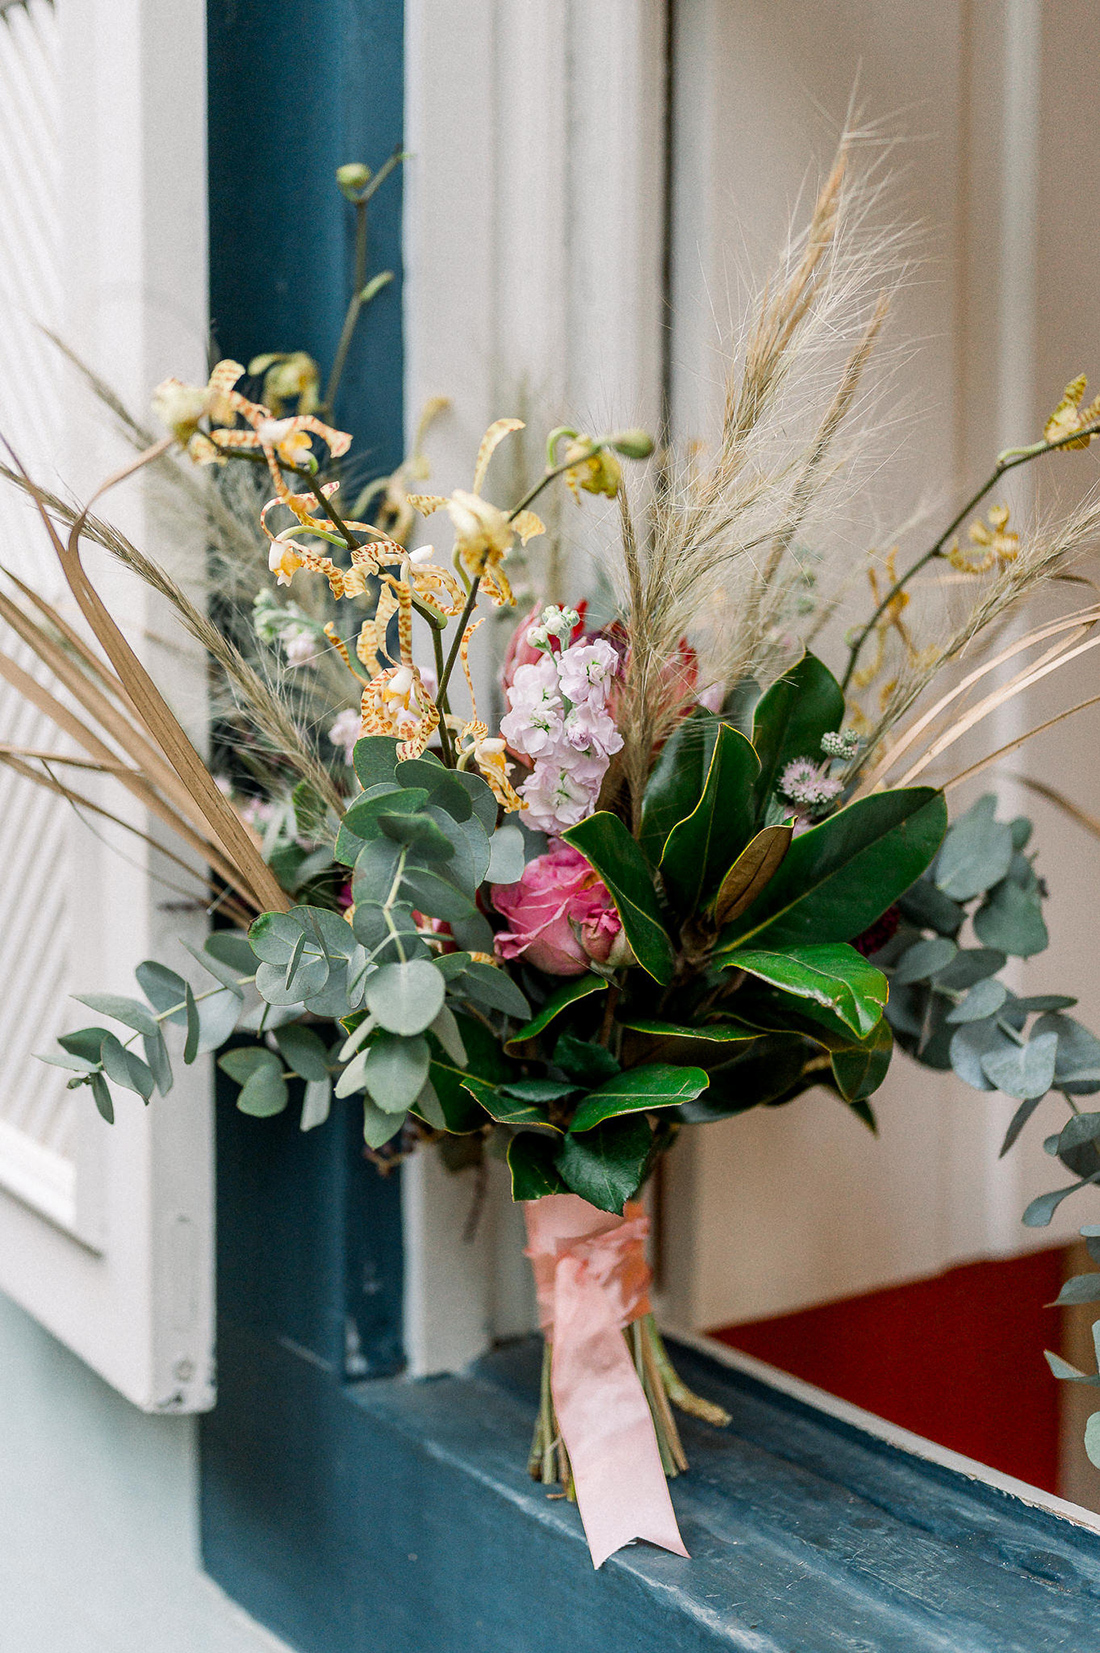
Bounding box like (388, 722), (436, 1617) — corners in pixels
(857, 605), (1100, 793)
(1003, 772), (1100, 842)
(942, 693), (1100, 795)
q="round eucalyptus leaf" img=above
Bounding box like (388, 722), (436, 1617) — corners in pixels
(366, 959), (446, 1034)
(248, 910), (306, 966)
(981, 1030), (1057, 1100)
(236, 1064), (289, 1118)
(946, 977), (1007, 1024)
(363, 1097), (406, 1149)
(891, 937), (957, 986)
(364, 1032), (431, 1112)
(934, 794), (1014, 901)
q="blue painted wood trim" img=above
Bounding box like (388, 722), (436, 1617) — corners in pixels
(202, 1330), (1100, 1652)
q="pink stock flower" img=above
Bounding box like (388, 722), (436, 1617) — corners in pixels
(491, 843), (627, 976)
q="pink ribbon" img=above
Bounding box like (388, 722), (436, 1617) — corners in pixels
(524, 1193), (690, 1569)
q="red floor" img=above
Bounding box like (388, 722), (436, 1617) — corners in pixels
(711, 1247), (1067, 1493)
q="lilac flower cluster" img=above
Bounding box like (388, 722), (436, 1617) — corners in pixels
(776, 757), (842, 811)
(500, 607), (623, 833)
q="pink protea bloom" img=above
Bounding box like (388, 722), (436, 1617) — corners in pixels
(491, 842), (626, 976)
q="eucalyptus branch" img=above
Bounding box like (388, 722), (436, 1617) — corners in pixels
(840, 420), (1100, 695)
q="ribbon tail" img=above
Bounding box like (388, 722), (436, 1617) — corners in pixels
(551, 1253), (689, 1569)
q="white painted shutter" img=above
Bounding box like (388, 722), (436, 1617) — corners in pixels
(0, 0), (214, 1410)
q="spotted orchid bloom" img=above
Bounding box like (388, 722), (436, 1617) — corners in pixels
(562, 434), (622, 502)
(407, 418), (545, 606)
(322, 573), (440, 762)
(445, 617), (524, 813)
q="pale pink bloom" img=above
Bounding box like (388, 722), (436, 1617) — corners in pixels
(282, 630), (318, 667)
(520, 759), (596, 832)
(563, 701), (623, 758)
(328, 707), (361, 764)
(557, 638), (619, 704)
(492, 842), (624, 976)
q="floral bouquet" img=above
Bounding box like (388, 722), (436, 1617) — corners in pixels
(10, 140), (1100, 1567)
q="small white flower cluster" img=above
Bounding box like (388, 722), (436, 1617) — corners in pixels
(253, 590), (321, 668)
(820, 729), (861, 760)
(500, 610), (622, 833)
(328, 707), (361, 765)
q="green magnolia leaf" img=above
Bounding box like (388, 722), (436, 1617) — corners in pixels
(981, 1030), (1057, 1100)
(508, 1132), (567, 1201)
(830, 1018), (892, 1102)
(724, 943), (888, 1038)
(487, 823), (526, 884)
(461, 1075), (554, 1126)
(618, 1017), (759, 1045)
(455, 961), (530, 1020)
(570, 1064), (710, 1131)
(300, 1077), (332, 1131)
(553, 1032), (621, 1088)
(90, 1071), (114, 1123)
(73, 992), (159, 1038)
(974, 874), (1049, 958)
(934, 794), (1014, 900)
(506, 974), (607, 1049)
(366, 959), (446, 1035)
(660, 724), (760, 912)
(352, 735), (400, 790)
(556, 1115), (653, 1213)
(135, 961), (188, 1024)
(677, 1034), (809, 1120)
(275, 1023), (330, 1081)
(499, 1078), (579, 1105)
(750, 652), (844, 818)
(946, 977), (1007, 1024)
(638, 709), (722, 865)
(891, 937), (957, 985)
(364, 1032), (431, 1112)
(429, 1012), (506, 1133)
(363, 1097), (406, 1148)
(562, 812), (675, 983)
(712, 825), (793, 928)
(718, 788), (948, 952)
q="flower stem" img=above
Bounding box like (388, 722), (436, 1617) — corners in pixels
(839, 419), (1100, 695)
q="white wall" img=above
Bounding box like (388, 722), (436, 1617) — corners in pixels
(0, 1291), (289, 1653)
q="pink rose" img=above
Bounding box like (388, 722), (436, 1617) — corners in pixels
(491, 842), (625, 976)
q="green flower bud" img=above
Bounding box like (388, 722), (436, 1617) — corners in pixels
(336, 162), (371, 198)
(608, 429), (655, 460)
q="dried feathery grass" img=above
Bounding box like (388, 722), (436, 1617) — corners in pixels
(609, 132), (912, 813)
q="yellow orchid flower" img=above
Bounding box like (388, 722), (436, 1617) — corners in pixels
(324, 575), (440, 762)
(407, 417), (545, 606)
(563, 435), (622, 501)
(247, 351), (320, 417)
(446, 617), (524, 812)
(948, 505), (1019, 574)
(1044, 374), (1100, 449)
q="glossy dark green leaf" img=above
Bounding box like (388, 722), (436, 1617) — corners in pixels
(428, 1012), (506, 1132)
(506, 974), (607, 1049)
(508, 1132), (567, 1201)
(725, 942), (887, 1038)
(352, 735), (400, 790)
(618, 1017), (759, 1045)
(556, 1115), (653, 1213)
(750, 652), (844, 817)
(552, 1033), (622, 1088)
(934, 794), (1013, 900)
(660, 724), (760, 911)
(718, 787), (948, 952)
(676, 1034), (809, 1120)
(638, 708), (721, 865)
(830, 1018), (892, 1102)
(562, 812), (675, 983)
(570, 1064), (710, 1131)
(460, 1074), (554, 1126)
(499, 1078), (579, 1105)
